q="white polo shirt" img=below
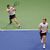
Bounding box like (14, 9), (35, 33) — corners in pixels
(39, 22), (48, 33)
(7, 7), (16, 15)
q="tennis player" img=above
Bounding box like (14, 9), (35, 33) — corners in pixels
(6, 4), (20, 28)
(39, 18), (48, 48)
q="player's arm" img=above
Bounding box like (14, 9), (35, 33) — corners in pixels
(39, 26), (41, 30)
(13, 8), (16, 11)
(46, 24), (48, 32)
(39, 24), (42, 32)
(39, 23), (41, 30)
(12, 7), (16, 11)
(7, 9), (10, 12)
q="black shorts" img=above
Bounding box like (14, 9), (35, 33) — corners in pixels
(40, 32), (46, 37)
(9, 14), (16, 19)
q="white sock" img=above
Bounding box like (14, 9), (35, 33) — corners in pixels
(41, 38), (43, 43)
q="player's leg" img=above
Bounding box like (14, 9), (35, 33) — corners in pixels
(13, 18), (21, 28)
(11, 18), (20, 28)
(13, 14), (20, 25)
(11, 18), (17, 27)
(9, 18), (12, 24)
(14, 18), (20, 26)
(40, 33), (43, 43)
(42, 33), (46, 48)
(11, 14), (21, 28)
(9, 15), (12, 24)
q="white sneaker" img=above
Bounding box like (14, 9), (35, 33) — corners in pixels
(43, 44), (46, 49)
(17, 24), (21, 29)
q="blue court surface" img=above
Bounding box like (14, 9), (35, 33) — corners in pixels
(0, 30), (50, 50)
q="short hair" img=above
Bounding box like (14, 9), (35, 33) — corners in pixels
(7, 4), (10, 8)
(42, 18), (47, 21)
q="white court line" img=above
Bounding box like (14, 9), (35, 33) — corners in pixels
(0, 29), (38, 31)
(0, 29), (50, 31)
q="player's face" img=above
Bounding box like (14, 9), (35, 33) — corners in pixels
(42, 19), (46, 23)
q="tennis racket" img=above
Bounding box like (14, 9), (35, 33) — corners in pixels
(13, 0), (19, 7)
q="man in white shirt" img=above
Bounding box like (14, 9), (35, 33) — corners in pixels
(39, 18), (48, 48)
(7, 4), (20, 28)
